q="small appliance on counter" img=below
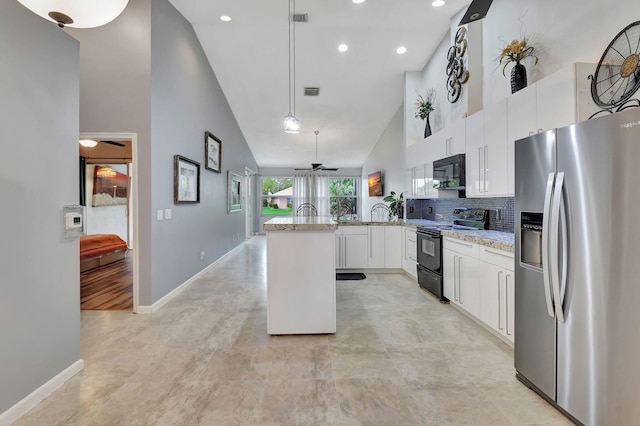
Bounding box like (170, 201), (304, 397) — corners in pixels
(416, 208), (487, 301)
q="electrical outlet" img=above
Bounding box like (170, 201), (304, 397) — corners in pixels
(157, 210), (164, 220)
(164, 208), (172, 220)
(495, 209), (502, 220)
(200, 251), (205, 259)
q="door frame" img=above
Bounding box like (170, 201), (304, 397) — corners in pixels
(80, 132), (140, 313)
(245, 167), (256, 239)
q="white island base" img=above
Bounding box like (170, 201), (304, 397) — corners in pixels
(265, 217), (337, 335)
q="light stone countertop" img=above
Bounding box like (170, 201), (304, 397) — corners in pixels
(263, 216), (338, 231)
(337, 219), (514, 252)
(441, 229), (515, 252)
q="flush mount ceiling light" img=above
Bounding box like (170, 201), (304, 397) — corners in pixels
(283, 0), (301, 134)
(352, 0), (366, 4)
(96, 165), (117, 178)
(396, 46), (407, 54)
(79, 139), (98, 148)
(17, 0), (129, 28)
(338, 43), (348, 52)
(432, 0), (446, 7)
(219, 15), (232, 22)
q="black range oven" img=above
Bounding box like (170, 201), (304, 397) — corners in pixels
(416, 226), (447, 302)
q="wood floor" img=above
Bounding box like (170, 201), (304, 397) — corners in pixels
(80, 255), (133, 310)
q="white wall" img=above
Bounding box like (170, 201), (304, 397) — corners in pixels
(0, 0), (80, 415)
(85, 164), (129, 243)
(361, 107), (405, 220)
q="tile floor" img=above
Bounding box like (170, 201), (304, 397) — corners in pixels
(15, 236), (572, 425)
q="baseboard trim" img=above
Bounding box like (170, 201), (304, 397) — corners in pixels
(0, 359), (84, 426)
(137, 242), (246, 314)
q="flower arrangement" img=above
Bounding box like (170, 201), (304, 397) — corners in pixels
(499, 38), (539, 76)
(414, 89), (435, 120)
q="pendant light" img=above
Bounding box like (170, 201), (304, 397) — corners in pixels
(16, 0), (129, 28)
(283, 0), (301, 134)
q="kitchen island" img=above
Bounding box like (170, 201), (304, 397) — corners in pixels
(263, 216), (338, 335)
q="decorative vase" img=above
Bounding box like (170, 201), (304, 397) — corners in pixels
(424, 113), (432, 139)
(510, 62), (527, 94)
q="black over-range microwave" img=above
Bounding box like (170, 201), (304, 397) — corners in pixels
(433, 153), (465, 189)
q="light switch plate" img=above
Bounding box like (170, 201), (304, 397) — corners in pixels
(164, 209), (172, 220)
(157, 209), (164, 220)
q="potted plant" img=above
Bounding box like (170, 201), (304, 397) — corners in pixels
(499, 37), (539, 93)
(383, 191), (404, 221)
(415, 89), (435, 138)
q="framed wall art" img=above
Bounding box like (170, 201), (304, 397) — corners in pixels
(174, 155), (200, 204)
(205, 131), (222, 173)
(228, 171), (243, 213)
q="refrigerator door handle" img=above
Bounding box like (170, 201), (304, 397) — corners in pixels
(541, 172), (556, 318)
(550, 172), (567, 323)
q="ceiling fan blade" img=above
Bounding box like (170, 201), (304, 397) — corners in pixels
(321, 168), (339, 171)
(294, 167), (313, 170)
(100, 140), (126, 147)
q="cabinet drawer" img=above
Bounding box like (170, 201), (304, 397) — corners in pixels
(342, 226), (368, 235)
(479, 246), (514, 270)
(443, 237), (478, 258)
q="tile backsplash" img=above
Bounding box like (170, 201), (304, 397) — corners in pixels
(406, 197), (514, 233)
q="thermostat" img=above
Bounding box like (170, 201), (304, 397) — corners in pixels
(63, 205), (86, 238)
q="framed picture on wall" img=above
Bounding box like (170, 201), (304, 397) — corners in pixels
(174, 155), (200, 204)
(205, 131), (222, 173)
(228, 171), (243, 213)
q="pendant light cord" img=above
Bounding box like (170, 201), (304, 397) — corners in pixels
(292, 0), (296, 117)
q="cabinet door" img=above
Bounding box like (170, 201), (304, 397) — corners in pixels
(384, 226), (402, 268)
(465, 110), (484, 197)
(425, 130), (446, 163)
(483, 99), (510, 196)
(403, 228), (417, 278)
(343, 234), (368, 268)
(458, 255), (481, 318)
(368, 226), (385, 268)
(536, 65), (576, 132)
(444, 119), (466, 157)
(335, 231), (343, 269)
(478, 261), (501, 332)
(443, 249), (457, 302)
(504, 269), (515, 342)
(507, 84), (537, 195)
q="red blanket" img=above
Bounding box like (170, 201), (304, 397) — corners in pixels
(80, 234), (127, 260)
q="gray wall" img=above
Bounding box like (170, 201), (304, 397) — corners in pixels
(65, 0), (153, 303)
(150, 0), (258, 301)
(0, 1), (80, 414)
(68, 0), (257, 305)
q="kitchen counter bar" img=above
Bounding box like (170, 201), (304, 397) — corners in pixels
(264, 217), (337, 335)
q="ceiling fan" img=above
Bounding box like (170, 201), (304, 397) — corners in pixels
(294, 130), (338, 171)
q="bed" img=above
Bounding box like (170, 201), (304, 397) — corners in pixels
(80, 234), (129, 272)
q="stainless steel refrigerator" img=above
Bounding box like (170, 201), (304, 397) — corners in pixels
(515, 107), (640, 426)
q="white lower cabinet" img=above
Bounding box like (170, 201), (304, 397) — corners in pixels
(443, 238), (480, 319)
(402, 227), (417, 279)
(478, 246), (515, 342)
(445, 237), (515, 344)
(384, 226), (402, 268)
(335, 227), (368, 269)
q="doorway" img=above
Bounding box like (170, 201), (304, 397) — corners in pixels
(79, 133), (140, 312)
(245, 167), (256, 239)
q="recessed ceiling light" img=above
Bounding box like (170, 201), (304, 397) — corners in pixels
(219, 15), (232, 22)
(432, 0), (446, 7)
(352, 0), (365, 4)
(338, 44), (348, 52)
(396, 46), (407, 55)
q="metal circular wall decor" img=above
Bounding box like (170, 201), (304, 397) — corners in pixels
(590, 21), (640, 110)
(446, 27), (470, 104)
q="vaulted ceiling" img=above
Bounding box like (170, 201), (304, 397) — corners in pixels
(168, 0), (470, 169)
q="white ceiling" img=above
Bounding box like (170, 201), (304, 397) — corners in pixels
(168, 0), (470, 169)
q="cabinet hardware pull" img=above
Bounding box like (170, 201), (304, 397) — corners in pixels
(483, 248), (514, 259)
(446, 238), (473, 247)
(478, 147), (482, 193)
(453, 255), (458, 301)
(498, 271), (503, 330)
(506, 273), (511, 336)
(484, 145), (488, 193)
(458, 256), (463, 304)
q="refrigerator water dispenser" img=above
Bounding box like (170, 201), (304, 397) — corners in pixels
(521, 212), (543, 268)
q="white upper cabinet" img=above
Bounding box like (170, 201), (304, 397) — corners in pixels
(428, 119), (466, 163)
(465, 110), (485, 198)
(482, 99), (509, 196)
